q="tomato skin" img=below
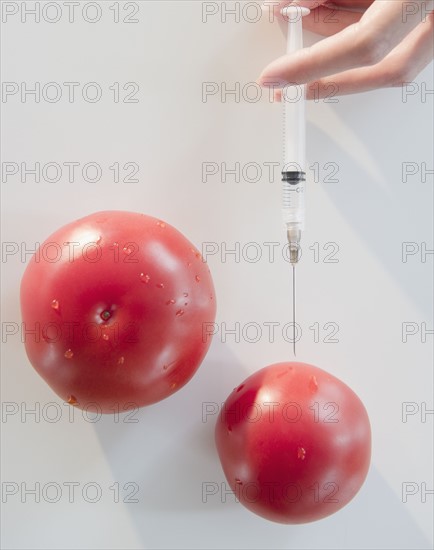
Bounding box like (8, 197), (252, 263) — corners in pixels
(20, 211), (216, 412)
(215, 362), (371, 524)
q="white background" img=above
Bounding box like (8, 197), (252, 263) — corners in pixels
(1, 1), (433, 548)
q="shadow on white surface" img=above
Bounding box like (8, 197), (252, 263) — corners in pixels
(307, 98), (432, 318)
(92, 342), (431, 550)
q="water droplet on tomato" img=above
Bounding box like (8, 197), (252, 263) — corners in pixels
(102, 334), (109, 341)
(157, 283), (165, 289)
(195, 275), (201, 283)
(140, 273), (150, 283)
(67, 395), (77, 405)
(176, 309), (185, 317)
(170, 382), (177, 389)
(51, 299), (60, 311)
(235, 478), (242, 485)
(166, 299), (175, 305)
(113, 242), (119, 247)
(297, 447), (306, 460)
(191, 248), (201, 260)
(183, 292), (188, 297)
(308, 375), (318, 393)
(156, 220), (166, 228)
(64, 349), (74, 359)
(277, 369), (289, 379)
(187, 262), (192, 267)
(123, 246), (132, 255)
(118, 356), (125, 365)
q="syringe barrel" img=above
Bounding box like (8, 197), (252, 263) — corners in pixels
(282, 171), (305, 230)
(280, 6), (309, 264)
(282, 6), (306, 170)
(283, 84), (306, 170)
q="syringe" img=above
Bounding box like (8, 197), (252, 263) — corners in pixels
(281, 5), (310, 355)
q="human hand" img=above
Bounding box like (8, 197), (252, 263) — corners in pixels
(259, 0), (434, 99)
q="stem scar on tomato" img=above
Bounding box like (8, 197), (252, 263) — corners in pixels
(100, 310), (112, 322)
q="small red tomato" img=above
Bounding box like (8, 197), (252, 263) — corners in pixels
(215, 362), (371, 524)
(20, 211), (216, 412)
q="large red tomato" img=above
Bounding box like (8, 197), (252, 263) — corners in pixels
(20, 211), (216, 412)
(215, 362), (371, 523)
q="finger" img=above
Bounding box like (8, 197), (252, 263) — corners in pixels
(262, 0), (328, 21)
(327, 0), (374, 8)
(298, 0), (372, 6)
(262, 0), (372, 21)
(259, 0), (434, 87)
(302, 6), (362, 35)
(303, 12), (434, 97)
